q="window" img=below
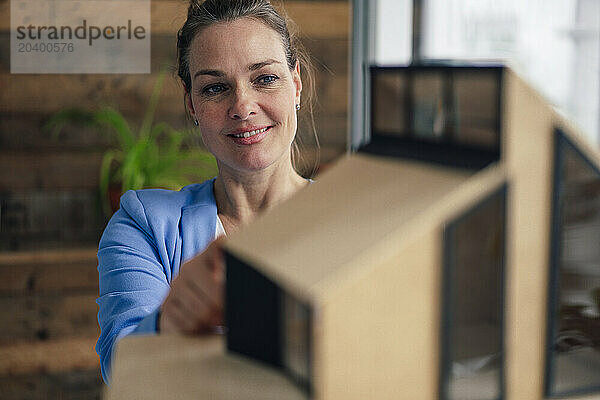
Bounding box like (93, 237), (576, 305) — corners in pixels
(441, 185), (507, 400)
(366, 66), (501, 169)
(545, 128), (600, 397)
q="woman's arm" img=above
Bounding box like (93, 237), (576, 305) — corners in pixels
(95, 190), (171, 383)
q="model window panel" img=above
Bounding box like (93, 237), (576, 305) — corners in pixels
(281, 292), (312, 391)
(412, 71), (445, 140)
(225, 251), (283, 368)
(546, 130), (600, 396)
(442, 187), (506, 400)
(366, 66), (502, 170)
(225, 251), (313, 395)
(372, 70), (408, 136)
(453, 71), (500, 149)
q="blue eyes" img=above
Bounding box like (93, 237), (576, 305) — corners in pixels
(257, 75), (277, 84)
(203, 84), (226, 95)
(201, 75), (279, 96)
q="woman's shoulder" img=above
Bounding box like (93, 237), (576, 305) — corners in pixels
(118, 178), (217, 220)
(99, 178), (218, 263)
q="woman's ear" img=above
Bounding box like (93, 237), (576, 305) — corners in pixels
(293, 61), (302, 106)
(182, 80), (197, 121)
(185, 91), (196, 121)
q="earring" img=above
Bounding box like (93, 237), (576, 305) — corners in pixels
(194, 120), (199, 126)
(295, 104), (300, 111)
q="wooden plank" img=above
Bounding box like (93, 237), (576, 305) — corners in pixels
(0, 233), (101, 253)
(0, 293), (99, 344)
(0, 248), (98, 294)
(0, 0), (8, 32)
(291, 144), (344, 178)
(319, 74), (348, 114)
(150, 0), (187, 36)
(304, 38), (349, 74)
(0, 111), (192, 152)
(0, 367), (103, 400)
(0, 190), (105, 252)
(295, 145), (345, 170)
(0, 1), (349, 39)
(0, 336), (99, 375)
(0, 112), (112, 151)
(0, 73), (187, 115)
(0, 31), (9, 71)
(0, 152), (103, 190)
(0, 247), (97, 266)
(280, 1), (349, 39)
(302, 112), (347, 148)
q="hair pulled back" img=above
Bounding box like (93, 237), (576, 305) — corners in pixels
(176, 0), (319, 177)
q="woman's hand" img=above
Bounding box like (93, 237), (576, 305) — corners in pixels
(159, 239), (225, 334)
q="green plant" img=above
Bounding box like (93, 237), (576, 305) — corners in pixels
(46, 72), (218, 216)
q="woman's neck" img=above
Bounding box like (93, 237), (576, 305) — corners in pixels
(213, 162), (307, 233)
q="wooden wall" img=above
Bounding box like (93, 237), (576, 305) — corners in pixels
(0, 0), (350, 398)
(0, 249), (103, 399)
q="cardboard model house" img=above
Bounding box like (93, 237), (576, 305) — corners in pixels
(107, 66), (600, 400)
(224, 65), (600, 400)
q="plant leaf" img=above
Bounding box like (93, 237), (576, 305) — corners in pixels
(94, 107), (135, 151)
(44, 108), (96, 139)
(139, 70), (167, 138)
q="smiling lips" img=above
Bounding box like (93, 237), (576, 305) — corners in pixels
(227, 126), (272, 145)
(230, 127), (268, 138)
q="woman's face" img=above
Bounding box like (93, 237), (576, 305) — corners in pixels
(186, 17), (302, 174)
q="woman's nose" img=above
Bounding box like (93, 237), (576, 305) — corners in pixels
(228, 87), (256, 120)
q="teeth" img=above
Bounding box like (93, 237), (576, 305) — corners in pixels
(232, 127), (268, 138)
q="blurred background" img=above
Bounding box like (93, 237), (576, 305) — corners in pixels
(0, 0), (598, 398)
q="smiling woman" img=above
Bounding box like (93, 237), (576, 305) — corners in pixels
(95, 0), (319, 384)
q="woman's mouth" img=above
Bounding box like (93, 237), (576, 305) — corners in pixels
(230, 127), (269, 138)
(227, 126), (272, 145)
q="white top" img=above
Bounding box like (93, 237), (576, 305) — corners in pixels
(215, 215), (226, 238)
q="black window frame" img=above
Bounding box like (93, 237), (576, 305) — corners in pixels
(361, 65), (504, 171)
(439, 183), (508, 400)
(544, 127), (600, 398)
(225, 251), (314, 396)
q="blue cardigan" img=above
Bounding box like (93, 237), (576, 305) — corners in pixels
(95, 179), (218, 383)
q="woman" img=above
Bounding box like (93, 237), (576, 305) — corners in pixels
(96, 0), (317, 383)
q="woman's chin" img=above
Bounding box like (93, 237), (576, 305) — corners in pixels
(220, 155), (279, 174)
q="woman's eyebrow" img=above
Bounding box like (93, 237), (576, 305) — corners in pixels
(248, 59), (281, 71)
(193, 69), (224, 79)
(193, 59), (282, 79)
